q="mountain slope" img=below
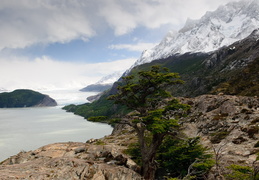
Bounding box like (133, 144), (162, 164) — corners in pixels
(131, 0), (259, 68)
(133, 29), (259, 97)
(63, 0), (259, 119)
(63, 29), (259, 119)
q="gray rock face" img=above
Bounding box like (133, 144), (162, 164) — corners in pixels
(180, 95), (259, 178)
(0, 141), (141, 179)
(34, 95), (57, 107)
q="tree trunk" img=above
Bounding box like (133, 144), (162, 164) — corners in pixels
(134, 125), (165, 180)
(142, 156), (157, 180)
(141, 134), (165, 180)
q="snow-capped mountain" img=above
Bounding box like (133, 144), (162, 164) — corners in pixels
(132, 0), (259, 67)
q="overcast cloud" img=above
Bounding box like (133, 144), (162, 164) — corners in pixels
(0, 0), (237, 90)
(0, 55), (135, 90)
(0, 0), (236, 50)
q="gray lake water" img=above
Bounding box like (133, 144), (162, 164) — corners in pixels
(0, 90), (113, 161)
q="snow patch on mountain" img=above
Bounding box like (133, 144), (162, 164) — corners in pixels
(131, 0), (259, 68)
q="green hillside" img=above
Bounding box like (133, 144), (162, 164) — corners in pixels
(0, 89), (54, 108)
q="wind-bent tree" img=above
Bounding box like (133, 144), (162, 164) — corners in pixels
(108, 66), (190, 180)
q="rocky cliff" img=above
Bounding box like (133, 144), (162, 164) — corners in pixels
(1, 94), (258, 179)
(34, 95), (57, 107)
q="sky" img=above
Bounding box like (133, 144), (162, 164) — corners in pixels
(0, 0), (236, 91)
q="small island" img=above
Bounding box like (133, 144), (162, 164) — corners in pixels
(0, 89), (57, 108)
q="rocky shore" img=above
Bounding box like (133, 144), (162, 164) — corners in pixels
(0, 128), (140, 180)
(0, 94), (258, 179)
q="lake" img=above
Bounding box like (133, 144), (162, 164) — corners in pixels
(0, 89), (113, 161)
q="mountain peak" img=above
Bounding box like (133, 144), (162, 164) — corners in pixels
(130, 0), (259, 68)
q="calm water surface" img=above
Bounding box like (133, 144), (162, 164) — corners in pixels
(0, 90), (113, 161)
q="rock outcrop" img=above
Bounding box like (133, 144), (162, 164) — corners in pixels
(1, 94), (258, 179)
(180, 95), (259, 178)
(0, 143), (140, 179)
(0, 126), (140, 180)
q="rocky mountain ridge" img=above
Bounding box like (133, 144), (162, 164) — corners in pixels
(130, 0), (259, 69)
(121, 29), (259, 99)
(1, 94), (258, 179)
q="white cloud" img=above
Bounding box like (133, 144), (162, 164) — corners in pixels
(99, 0), (137, 36)
(0, 55), (136, 91)
(0, 0), (236, 50)
(0, 0), (96, 50)
(109, 42), (157, 52)
(99, 0), (236, 33)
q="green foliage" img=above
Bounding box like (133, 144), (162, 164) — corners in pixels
(142, 103), (186, 134)
(108, 66), (189, 136)
(126, 137), (214, 179)
(87, 116), (108, 123)
(108, 118), (121, 127)
(62, 94), (130, 120)
(63, 104), (77, 112)
(0, 89), (46, 108)
(108, 65), (184, 113)
(157, 137), (214, 179)
(94, 140), (106, 145)
(108, 65), (190, 179)
(225, 164), (253, 180)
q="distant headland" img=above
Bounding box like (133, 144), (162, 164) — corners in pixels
(0, 89), (57, 108)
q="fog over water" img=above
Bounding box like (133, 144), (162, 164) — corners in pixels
(0, 90), (113, 161)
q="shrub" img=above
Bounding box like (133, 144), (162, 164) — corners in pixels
(225, 164), (253, 180)
(126, 137), (214, 179)
(94, 140), (106, 145)
(157, 137), (214, 179)
(88, 116), (108, 123)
